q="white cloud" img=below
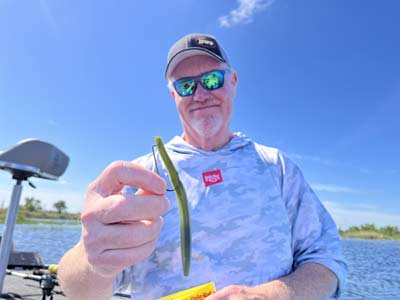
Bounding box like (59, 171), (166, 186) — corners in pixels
(288, 153), (337, 166)
(219, 0), (274, 28)
(288, 153), (387, 176)
(46, 119), (58, 126)
(359, 168), (371, 174)
(311, 183), (360, 194)
(39, 0), (58, 33)
(322, 200), (400, 229)
(0, 172), (9, 179)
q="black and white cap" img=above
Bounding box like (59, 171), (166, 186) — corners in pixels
(165, 33), (230, 79)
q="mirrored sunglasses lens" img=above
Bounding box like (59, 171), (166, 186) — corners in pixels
(175, 79), (196, 96)
(201, 71), (224, 90)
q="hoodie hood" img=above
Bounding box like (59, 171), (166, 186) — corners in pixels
(165, 132), (252, 156)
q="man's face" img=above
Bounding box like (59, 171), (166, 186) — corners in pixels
(169, 55), (237, 140)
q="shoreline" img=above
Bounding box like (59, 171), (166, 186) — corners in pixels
(340, 234), (400, 241)
(339, 225), (400, 241)
(0, 218), (81, 225)
(2, 211), (400, 241)
(0, 208), (81, 225)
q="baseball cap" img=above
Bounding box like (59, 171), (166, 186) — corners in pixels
(165, 33), (231, 79)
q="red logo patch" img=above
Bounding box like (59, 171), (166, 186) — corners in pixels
(202, 169), (223, 187)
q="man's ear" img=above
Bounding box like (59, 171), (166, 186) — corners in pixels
(231, 71), (238, 86)
(230, 71), (238, 98)
(168, 81), (176, 98)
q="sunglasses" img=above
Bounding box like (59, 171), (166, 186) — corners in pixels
(173, 69), (230, 97)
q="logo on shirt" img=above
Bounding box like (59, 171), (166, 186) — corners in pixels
(202, 169), (223, 187)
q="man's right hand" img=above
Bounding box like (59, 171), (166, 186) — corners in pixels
(80, 160), (170, 278)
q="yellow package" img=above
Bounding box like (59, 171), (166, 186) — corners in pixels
(159, 282), (216, 300)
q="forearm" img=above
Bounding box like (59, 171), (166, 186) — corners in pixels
(58, 240), (117, 300)
(253, 262), (338, 300)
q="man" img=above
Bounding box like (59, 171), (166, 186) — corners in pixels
(58, 33), (347, 300)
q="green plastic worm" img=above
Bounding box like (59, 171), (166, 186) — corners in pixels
(154, 136), (191, 276)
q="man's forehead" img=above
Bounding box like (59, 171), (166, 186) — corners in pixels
(170, 55), (224, 78)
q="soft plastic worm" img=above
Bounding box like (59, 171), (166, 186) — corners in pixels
(154, 136), (191, 276)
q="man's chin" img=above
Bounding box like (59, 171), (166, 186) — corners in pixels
(191, 119), (223, 138)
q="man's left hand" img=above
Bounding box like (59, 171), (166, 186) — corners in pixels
(205, 283), (289, 300)
(205, 285), (260, 300)
(205, 263), (338, 300)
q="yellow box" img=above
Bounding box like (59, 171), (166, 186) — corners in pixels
(158, 282), (216, 300)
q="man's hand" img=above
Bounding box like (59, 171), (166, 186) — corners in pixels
(205, 283), (290, 300)
(205, 285), (265, 300)
(80, 160), (170, 277)
(206, 263), (338, 300)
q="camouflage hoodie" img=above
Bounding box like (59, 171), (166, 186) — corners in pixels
(114, 132), (347, 299)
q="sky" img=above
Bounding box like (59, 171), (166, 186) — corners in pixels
(0, 0), (399, 229)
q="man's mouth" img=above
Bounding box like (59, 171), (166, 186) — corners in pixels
(190, 105), (220, 112)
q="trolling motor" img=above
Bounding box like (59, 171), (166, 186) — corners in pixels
(0, 139), (69, 299)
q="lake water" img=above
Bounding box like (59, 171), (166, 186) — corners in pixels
(342, 238), (400, 299)
(1, 224), (400, 299)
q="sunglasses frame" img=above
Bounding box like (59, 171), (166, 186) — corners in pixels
(173, 69), (230, 97)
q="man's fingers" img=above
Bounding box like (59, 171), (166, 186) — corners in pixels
(90, 161), (166, 197)
(87, 240), (158, 274)
(136, 189), (153, 195)
(85, 218), (164, 250)
(94, 193), (170, 224)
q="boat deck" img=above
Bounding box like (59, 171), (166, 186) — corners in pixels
(2, 271), (129, 300)
(2, 271), (65, 300)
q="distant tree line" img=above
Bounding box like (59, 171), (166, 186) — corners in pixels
(20, 197), (68, 214)
(339, 223), (400, 240)
(0, 197), (77, 223)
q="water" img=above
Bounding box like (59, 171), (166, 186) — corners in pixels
(342, 239), (400, 299)
(1, 225), (400, 299)
(0, 224), (81, 265)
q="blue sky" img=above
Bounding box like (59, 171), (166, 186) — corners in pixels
(0, 0), (399, 229)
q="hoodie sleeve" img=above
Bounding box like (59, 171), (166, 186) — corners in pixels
(279, 152), (347, 299)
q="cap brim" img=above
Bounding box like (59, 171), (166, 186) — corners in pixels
(165, 48), (226, 79)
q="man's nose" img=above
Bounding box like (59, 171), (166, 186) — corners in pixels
(192, 83), (209, 102)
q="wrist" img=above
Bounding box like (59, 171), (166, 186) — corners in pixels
(77, 240), (121, 279)
(80, 241), (121, 280)
(252, 280), (292, 300)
